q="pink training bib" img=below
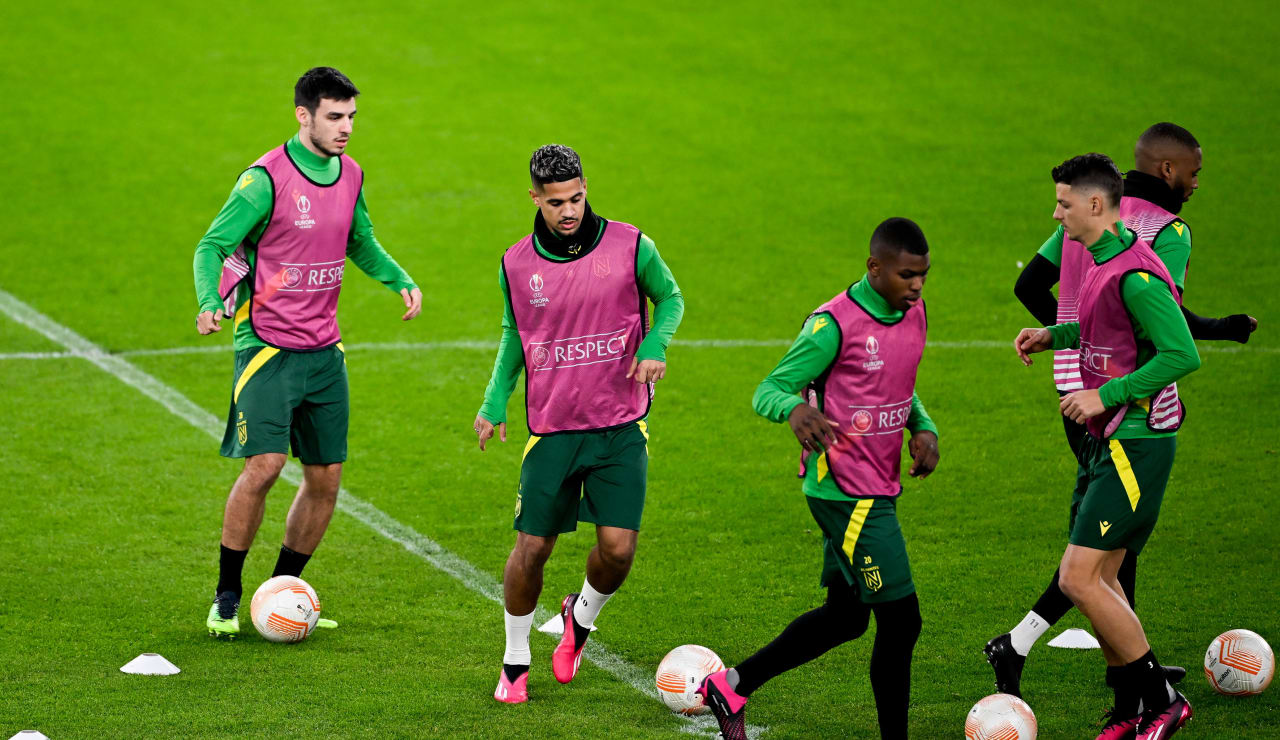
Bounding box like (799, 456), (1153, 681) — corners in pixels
(219, 144), (362, 350)
(503, 220), (651, 435)
(800, 287), (927, 497)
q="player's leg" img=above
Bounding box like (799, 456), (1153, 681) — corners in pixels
(272, 346), (347, 629)
(554, 423), (647, 684)
(869, 593), (922, 740)
(495, 432), (585, 702)
(209, 347), (295, 638)
(984, 414), (1090, 695)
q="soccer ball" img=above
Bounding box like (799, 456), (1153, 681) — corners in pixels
(965, 693), (1037, 740)
(250, 576), (321, 643)
(1204, 629), (1274, 696)
(655, 644), (725, 715)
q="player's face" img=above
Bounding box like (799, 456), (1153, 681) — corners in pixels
(1053, 183), (1096, 243)
(1167, 147), (1202, 202)
(297, 97), (356, 157)
(868, 251), (930, 311)
(530, 178), (587, 237)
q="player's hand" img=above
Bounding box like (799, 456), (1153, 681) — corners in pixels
(1248, 315), (1258, 333)
(627, 358), (666, 383)
(1014, 327), (1052, 366)
(400, 287), (423, 321)
(908, 430), (939, 479)
(474, 414), (506, 451)
(788, 404), (841, 453)
(1060, 389), (1105, 423)
(196, 308), (225, 335)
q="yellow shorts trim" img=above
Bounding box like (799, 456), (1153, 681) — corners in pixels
(522, 435), (541, 462)
(1109, 439), (1142, 512)
(233, 347), (280, 404)
(840, 499), (875, 564)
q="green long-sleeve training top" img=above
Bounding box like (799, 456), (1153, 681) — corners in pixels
(193, 134), (416, 351)
(753, 275), (937, 501)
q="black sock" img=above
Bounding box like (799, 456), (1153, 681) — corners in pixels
(869, 594), (921, 740)
(1123, 650), (1172, 714)
(1030, 568), (1075, 625)
(272, 544), (311, 578)
(1106, 665), (1141, 717)
(570, 611), (592, 650)
(502, 663), (528, 682)
(1117, 551), (1138, 611)
(216, 544), (249, 598)
(735, 580), (869, 696)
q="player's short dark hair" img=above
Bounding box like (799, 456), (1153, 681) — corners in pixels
(294, 67), (360, 113)
(1137, 122), (1200, 153)
(870, 217), (929, 257)
(1051, 153), (1123, 208)
(530, 144), (584, 188)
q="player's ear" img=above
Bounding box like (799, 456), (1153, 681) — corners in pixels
(295, 106), (309, 127)
(866, 255), (880, 277)
(529, 188), (540, 206)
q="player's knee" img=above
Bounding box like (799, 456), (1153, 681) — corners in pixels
(513, 534), (556, 566)
(598, 540), (635, 572)
(874, 594), (921, 645)
(242, 453), (286, 487)
(1057, 567), (1091, 604)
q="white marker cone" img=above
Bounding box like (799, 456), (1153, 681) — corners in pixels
(1047, 628), (1101, 649)
(120, 653), (181, 675)
(10, 732), (51, 739)
(537, 614), (598, 635)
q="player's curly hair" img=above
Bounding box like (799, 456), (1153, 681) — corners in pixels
(1052, 153), (1123, 208)
(294, 67), (360, 114)
(530, 144), (584, 188)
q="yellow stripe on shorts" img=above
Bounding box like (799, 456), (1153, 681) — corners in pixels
(233, 347), (279, 404)
(1109, 439), (1142, 512)
(840, 499), (875, 564)
(522, 435), (541, 462)
(336, 342), (346, 365)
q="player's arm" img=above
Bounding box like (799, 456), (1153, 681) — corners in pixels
(1012, 225), (1064, 327)
(1150, 221), (1257, 343)
(1097, 273), (1201, 407)
(192, 168), (271, 334)
(346, 189), (421, 320)
(906, 391), (939, 478)
(474, 266), (524, 451)
(629, 234), (685, 384)
(1012, 321), (1075, 366)
(752, 313), (842, 452)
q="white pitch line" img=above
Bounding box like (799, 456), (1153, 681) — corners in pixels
(1, 336), (1272, 362)
(0, 287), (761, 739)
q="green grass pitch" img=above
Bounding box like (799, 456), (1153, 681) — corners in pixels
(2, 1), (1278, 737)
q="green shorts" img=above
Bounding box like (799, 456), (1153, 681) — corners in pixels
(807, 495), (915, 603)
(1068, 435), (1175, 554)
(514, 422), (649, 536)
(220, 344), (349, 465)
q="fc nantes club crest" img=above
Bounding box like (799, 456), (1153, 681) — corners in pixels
(860, 564), (883, 592)
(236, 411), (248, 445)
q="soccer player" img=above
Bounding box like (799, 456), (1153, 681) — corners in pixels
(474, 144), (684, 704)
(193, 67), (421, 638)
(1013, 154), (1197, 739)
(696, 218), (939, 740)
(987, 123), (1257, 696)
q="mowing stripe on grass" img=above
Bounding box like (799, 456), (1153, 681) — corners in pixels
(1, 337), (1272, 361)
(0, 287), (763, 739)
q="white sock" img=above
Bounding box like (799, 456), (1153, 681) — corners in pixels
(1008, 611), (1051, 656)
(572, 578), (614, 628)
(503, 609), (534, 666)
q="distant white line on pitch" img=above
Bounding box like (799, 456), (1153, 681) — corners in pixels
(0, 287), (764, 739)
(0, 337), (1273, 361)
